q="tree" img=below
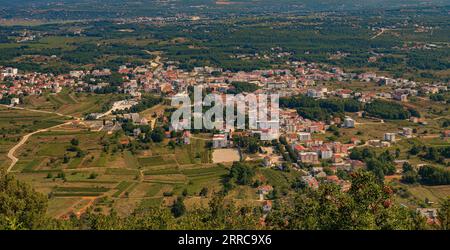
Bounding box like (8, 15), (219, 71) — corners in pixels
(229, 162), (255, 186)
(150, 127), (165, 143)
(199, 187), (208, 197)
(418, 165), (450, 185)
(0, 171), (49, 229)
(364, 100), (410, 120)
(438, 198), (450, 230)
(70, 138), (79, 146)
(171, 197), (186, 218)
(265, 171), (424, 230)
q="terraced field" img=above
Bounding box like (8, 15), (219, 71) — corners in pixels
(5, 119), (231, 217)
(21, 90), (125, 117)
(0, 106), (66, 169)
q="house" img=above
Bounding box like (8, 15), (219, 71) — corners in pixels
(297, 132), (311, 141)
(183, 131), (191, 145)
(348, 159), (365, 171)
(133, 128), (141, 137)
(393, 93), (408, 102)
(130, 113), (141, 124)
(263, 156), (277, 167)
(311, 167), (323, 175)
(258, 185), (273, 195)
(325, 175), (340, 184)
(299, 152), (319, 164)
(70, 70), (85, 78)
(351, 137), (361, 145)
(332, 154), (343, 163)
(262, 200), (272, 213)
(301, 175), (319, 190)
(402, 127), (413, 138)
(416, 208), (438, 224)
(305, 139), (323, 147)
(86, 113), (103, 120)
(384, 133), (396, 142)
(292, 144), (306, 152)
(320, 147), (333, 159)
(212, 134), (228, 148)
(1, 67), (18, 77)
(343, 117), (355, 128)
(10, 98), (20, 106)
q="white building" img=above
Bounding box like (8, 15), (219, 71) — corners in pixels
(343, 117), (355, 128)
(299, 152), (319, 163)
(212, 134), (228, 148)
(298, 132), (312, 141)
(320, 149), (333, 159)
(402, 127), (413, 138)
(10, 98), (20, 106)
(384, 133), (396, 142)
(1, 67), (18, 77)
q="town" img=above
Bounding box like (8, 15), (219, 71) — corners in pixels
(0, 0), (449, 232)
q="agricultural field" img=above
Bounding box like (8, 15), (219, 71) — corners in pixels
(393, 182), (450, 209)
(20, 90), (125, 117)
(0, 106), (66, 169)
(6, 120), (233, 217)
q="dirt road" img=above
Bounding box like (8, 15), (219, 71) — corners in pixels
(6, 122), (71, 173)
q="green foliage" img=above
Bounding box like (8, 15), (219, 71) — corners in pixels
(0, 171), (51, 229)
(150, 127), (165, 143)
(364, 100), (410, 120)
(171, 197), (186, 218)
(401, 162), (419, 184)
(350, 148), (395, 182)
(266, 171), (425, 230)
(280, 95), (361, 121)
(228, 82), (260, 94)
(438, 198), (450, 230)
(233, 135), (260, 154)
(418, 165), (450, 186)
(226, 162), (256, 186)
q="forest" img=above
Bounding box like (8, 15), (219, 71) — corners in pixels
(280, 95), (361, 121)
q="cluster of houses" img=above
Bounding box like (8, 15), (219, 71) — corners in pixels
(1, 57), (448, 109)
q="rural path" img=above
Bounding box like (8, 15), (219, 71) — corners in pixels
(0, 104), (69, 118)
(6, 121), (71, 173)
(3, 103), (85, 173)
(371, 28), (386, 39)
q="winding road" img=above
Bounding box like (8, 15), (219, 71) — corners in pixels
(6, 122), (71, 173)
(1, 104), (77, 173)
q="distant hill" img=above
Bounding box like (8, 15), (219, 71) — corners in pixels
(0, 0), (449, 20)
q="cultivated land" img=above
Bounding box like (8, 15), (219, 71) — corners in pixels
(0, 105), (306, 217)
(0, 1), (449, 229)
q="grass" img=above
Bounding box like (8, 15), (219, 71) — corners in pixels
(54, 187), (110, 192)
(139, 197), (163, 209)
(113, 181), (134, 197)
(1, 110), (233, 217)
(408, 185), (450, 206)
(258, 168), (294, 187)
(138, 155), (177, 167)
(53, 193), (102, 197)
(145, 183), (164, 197)
(21, 90), (125, 117)
(106, 168), (139, 175)
(124, 151), (140, 168)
